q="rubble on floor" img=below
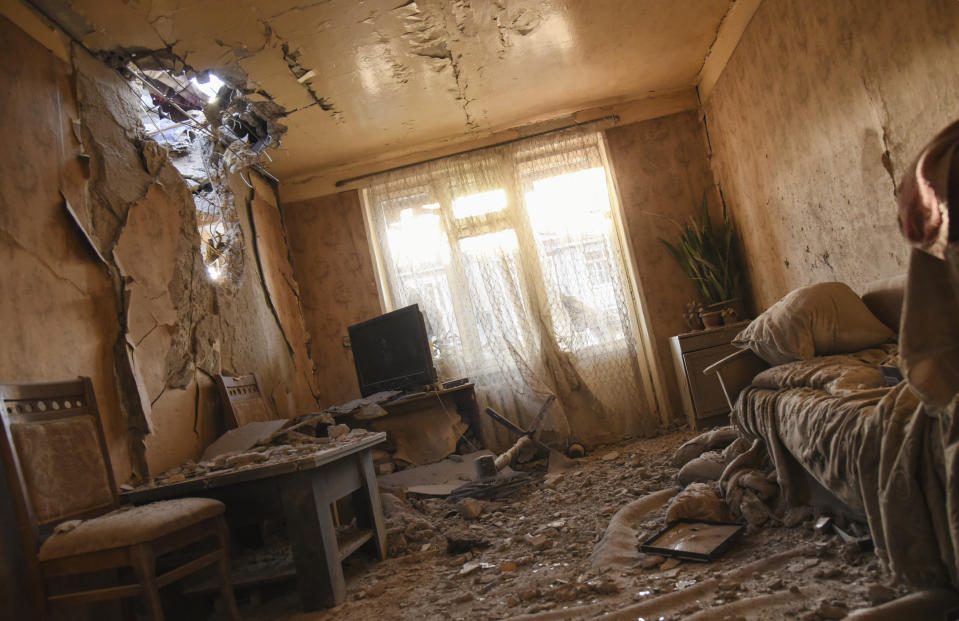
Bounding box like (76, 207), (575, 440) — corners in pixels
(227, 428), (938, 621)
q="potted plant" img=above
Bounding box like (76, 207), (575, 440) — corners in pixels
(660, 194), (744, 327)
(683, 300), (705, 331)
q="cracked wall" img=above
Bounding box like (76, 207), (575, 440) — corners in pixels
(0, 15), (318, 481)
(0, 17), (129, 477)
(703, 0), (959, 310)
(29, 0), (730, 191)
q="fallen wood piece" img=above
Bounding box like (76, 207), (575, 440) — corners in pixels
(448, 471), (533, 500)
(523, 544), (815, 621)
(379, 450), (499, 496)
(483, 406), (552, 453)
(494, 435), (532, 471)
(201, 420), (289, 461)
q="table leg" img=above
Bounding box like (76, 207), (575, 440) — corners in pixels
(279, 472), (344, 610)
(356, 450), (387, 559)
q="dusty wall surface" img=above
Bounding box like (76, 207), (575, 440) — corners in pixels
(703, 0), (959, 310)
(604, 112), (721, 424)
(0, 21), (126, 619)
(283, 190), (383, 407)
(0, 15), (317, 481)
(0, 16), (128, 475)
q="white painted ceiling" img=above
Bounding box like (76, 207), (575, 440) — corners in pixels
(29, 0), (740, 197)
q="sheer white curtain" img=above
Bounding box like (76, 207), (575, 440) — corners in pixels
(363, 128), (659, 448)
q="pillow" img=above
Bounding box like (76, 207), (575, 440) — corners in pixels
(860, 274), (906, 333)
(732, 282), (896, 366)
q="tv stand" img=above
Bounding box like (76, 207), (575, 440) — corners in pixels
(440, 377), (470, 390)
(353, 383), (482, 464)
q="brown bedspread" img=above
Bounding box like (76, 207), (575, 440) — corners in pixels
(734, 344), (959, 588)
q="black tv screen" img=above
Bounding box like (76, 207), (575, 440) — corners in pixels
(348, 304), (438, 396)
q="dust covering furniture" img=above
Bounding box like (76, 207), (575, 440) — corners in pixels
(670, 321), (749, 428)
(702, 276), (959, 588)
(125, 431), (388, 611)
(0, 377), (237, 620)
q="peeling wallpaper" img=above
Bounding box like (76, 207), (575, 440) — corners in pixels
(0, 15), (317, 481)
(704, 0), (959, 310)
(605, 112), (721, 423)
(0, 17), (128, 476)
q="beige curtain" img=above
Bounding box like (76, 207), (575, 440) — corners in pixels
(363, 128), (659, 448)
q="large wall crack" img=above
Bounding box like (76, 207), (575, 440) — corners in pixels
(245, 184), (297, 358)
(0, 226), (89, 297)
(861, 75), (899, 195)
(263, 0), (333, 23)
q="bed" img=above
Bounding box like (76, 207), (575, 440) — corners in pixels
(707, 271), (959, 589)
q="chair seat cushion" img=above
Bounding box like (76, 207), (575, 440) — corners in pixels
(38, 498), (224, 561)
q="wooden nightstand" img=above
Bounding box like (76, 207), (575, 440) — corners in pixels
(670, 321), (749, 429)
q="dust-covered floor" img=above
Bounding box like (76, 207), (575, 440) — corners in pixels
(224, 430), (913, 621)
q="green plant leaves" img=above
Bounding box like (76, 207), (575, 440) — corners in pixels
(659, 194), (742, 306)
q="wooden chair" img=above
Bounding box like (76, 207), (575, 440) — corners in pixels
(216, 374), (275, 428)
(0, 377), (239, 620)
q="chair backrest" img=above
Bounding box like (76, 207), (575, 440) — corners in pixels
(216, 374), (276, 428)
(0, 378), (118, 540)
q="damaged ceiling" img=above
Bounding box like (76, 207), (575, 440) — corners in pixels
(24, 0), (747, 198)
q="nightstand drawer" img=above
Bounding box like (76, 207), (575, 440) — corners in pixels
(670, 321), (749, 428)
(683, 344), (739, 419)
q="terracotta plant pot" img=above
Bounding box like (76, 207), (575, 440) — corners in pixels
(708, 298), (745, 322)
(700, 310), (723, 329)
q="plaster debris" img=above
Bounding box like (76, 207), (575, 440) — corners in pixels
(268, 430), (913, 621)
(141, 425), (374, 488)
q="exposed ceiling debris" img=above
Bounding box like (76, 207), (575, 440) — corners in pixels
(125, 59), (290, 286)
(22, 0), (739, 198)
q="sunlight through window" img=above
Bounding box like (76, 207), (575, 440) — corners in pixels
(452, 189), (507, 219)
(387, 208), (450, 266)
(459, 229), (519, 256)
(525, 168), (612, 235)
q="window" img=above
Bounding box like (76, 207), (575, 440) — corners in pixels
(364, 128), (658, 441)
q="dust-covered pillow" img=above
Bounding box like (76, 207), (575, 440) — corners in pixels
(732, 282), (895, 366)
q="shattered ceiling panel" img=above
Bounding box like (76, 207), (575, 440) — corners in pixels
(29, 0), (734, 191)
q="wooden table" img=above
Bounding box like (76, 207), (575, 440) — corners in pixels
(344, 383), (483, 463)
(123, 433), (387, 611)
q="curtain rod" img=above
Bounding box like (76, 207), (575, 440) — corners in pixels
(334, 115), (620, 188)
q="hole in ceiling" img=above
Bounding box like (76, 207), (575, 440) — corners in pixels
(129, 66), (252, 288)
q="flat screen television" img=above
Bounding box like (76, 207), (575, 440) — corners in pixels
(348, 304), (438, 396)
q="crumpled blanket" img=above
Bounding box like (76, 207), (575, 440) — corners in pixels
(734, 343), (959, 589)
(731, 119), (959, 591)
(750, 344), (897, 395)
